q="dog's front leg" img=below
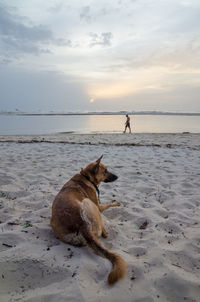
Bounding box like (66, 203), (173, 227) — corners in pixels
(99, 201), (120, 212)
(102, 225), (108, 238)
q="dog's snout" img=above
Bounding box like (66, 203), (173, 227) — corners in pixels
(104, 173), (118, 183)
(112, 174), (118, 181)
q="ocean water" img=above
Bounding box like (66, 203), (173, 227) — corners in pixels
(0, 114), (200, 135)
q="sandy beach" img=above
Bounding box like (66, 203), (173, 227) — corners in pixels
(0, 133), (200, 302)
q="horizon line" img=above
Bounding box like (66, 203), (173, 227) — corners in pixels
(1, 110), (200, 116)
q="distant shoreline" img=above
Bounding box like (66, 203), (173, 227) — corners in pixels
(1, 111), (200, 116)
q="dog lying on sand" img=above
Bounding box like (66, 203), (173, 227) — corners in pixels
(51, 155), (126, 284)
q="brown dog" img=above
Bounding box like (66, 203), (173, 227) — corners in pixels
(50, 155), (126, 284)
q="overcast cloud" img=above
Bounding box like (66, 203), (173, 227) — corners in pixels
(0, 0), (200, 112)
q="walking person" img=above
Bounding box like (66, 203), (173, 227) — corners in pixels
(124, 114), (131, 133)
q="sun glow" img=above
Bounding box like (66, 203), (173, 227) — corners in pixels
(90, 98), (95, 103)
(87, 68), (167, 100)
(88, 81), (138, 99)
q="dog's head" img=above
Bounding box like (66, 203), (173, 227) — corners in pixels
(81, 155), (118, 185)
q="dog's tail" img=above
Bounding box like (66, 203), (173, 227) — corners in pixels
(81, 226), (126, 284)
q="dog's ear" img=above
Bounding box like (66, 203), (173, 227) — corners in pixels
(92, 155), (103, 174)
(96, 155), (103, 165)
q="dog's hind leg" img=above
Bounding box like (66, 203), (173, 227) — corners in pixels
(99, 201), (120, 212)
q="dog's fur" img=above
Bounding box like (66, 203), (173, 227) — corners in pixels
(50, 155), (126, 284)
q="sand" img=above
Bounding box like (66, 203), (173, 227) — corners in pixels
(0, 133), (200, 302)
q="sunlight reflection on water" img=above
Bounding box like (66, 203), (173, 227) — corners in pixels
(0, 114), (200, 135)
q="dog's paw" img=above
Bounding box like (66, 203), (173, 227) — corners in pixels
(102, 229), (108, 238)
(113, 201), (121, 207)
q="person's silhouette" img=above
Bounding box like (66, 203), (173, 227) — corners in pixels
(124, 114), (131, 133)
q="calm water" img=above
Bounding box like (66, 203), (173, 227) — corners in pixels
(0, 114), (200, 135)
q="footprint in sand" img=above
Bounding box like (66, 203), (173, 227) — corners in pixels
(154, 272), (199, 302)
(0, 233), (23, 252)
(128, 246), (147, 257)
(156, 221), (182, 235)
(0, 258), (71, 297)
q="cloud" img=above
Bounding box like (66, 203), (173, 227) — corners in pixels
(0, 3), (72, 61)
(0, 66), (89, 111)
(48, 1), (66, 13)
(80, 6), (91, 22)
(0, 0), (200, 112)
(89, 32), (113, 47)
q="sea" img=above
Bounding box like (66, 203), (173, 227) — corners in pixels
(0, 113), (200, 135)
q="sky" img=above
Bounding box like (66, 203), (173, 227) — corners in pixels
(0, 0), (200, 112)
